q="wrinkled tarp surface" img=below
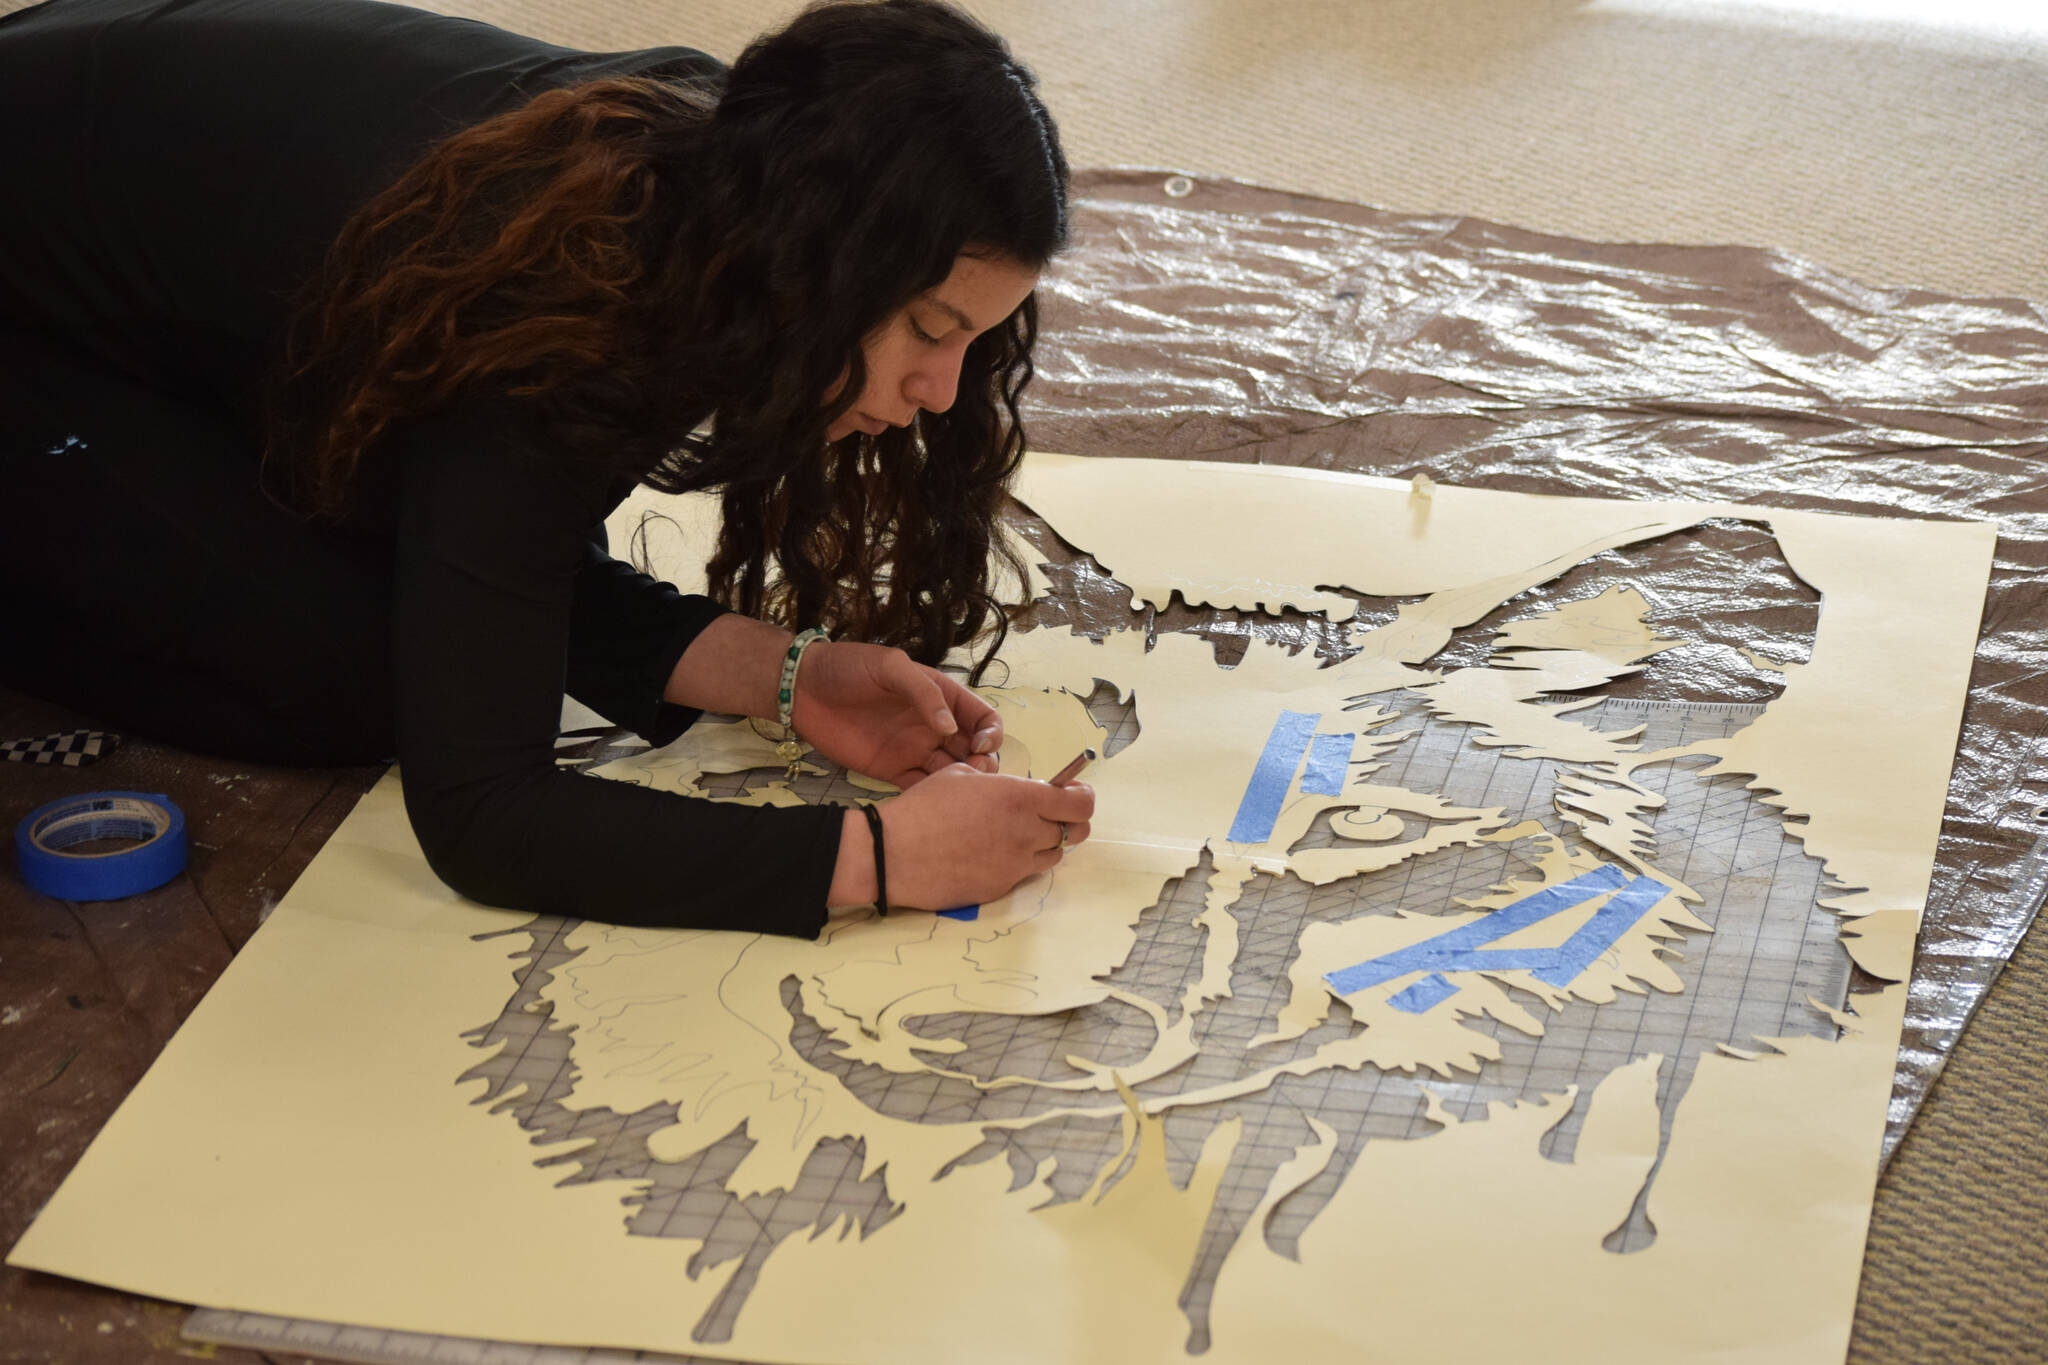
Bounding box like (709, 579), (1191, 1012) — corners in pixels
(1020, 170), (2048, 1159)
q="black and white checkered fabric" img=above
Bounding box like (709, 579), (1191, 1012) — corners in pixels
(1, 729), (120, 767)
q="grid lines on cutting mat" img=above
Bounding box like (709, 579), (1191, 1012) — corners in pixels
(460, 694), (1847, 1346)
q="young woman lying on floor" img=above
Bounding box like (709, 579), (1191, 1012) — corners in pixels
(0, 0), (1093, 934)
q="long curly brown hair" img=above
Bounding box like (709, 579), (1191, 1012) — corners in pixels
(273, 0), (1068, 672)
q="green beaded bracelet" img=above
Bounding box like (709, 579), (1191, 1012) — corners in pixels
(775, 628), (828, 779)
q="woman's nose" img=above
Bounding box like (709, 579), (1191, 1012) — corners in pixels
(902, 354), (962, 415)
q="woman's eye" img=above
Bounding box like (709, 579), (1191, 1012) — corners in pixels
(909, 318), (941, 345)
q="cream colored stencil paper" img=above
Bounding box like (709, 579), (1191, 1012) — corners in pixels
(8, 455), (1994, 1365)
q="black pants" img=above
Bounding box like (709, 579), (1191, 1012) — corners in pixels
(0, 333), (396, 765)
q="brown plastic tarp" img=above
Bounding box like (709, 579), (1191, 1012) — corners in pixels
(1021, 169), (2048, 1157)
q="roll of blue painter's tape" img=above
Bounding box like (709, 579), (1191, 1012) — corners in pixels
(15, 791), (188, 901)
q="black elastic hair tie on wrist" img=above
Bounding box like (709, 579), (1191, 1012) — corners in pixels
(859, 803), (889, 917)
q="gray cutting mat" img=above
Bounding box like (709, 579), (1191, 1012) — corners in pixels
(191, 691), (1861, 1365)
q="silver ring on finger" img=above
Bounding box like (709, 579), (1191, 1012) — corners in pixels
(1058, 821), (1070, 852)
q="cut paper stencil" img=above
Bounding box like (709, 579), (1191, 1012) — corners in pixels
(8, 455), (1994, 1365)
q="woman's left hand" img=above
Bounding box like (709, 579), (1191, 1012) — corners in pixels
(790, 642), (1003, 788)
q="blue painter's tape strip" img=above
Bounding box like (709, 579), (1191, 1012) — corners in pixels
(15, 791), (188, 902)
(1299, 732), (1354, 797)
(1323, 864), (1629, 995)
(937, 905), (980, 921)
(1227, 710), (1320, 844)
(1404, 865), (1630, 956)
(1388, 973), (1461, 1014)
(1530, 876), (1668, 985)
(1403, 947), (1573, 974)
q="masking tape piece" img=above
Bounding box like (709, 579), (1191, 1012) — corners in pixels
(1299, 732), (1354, 797)
(1226, 710), (1320, 844)
(1530, 876), (1669, 986)
(1387, 973), (1461, 1014)
(1323, 865), (1631, 996)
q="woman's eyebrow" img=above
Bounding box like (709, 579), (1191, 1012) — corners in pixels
(920, 297), (979, 333)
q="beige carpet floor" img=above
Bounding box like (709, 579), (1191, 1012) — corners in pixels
(448, 0), (2048, 302)
(11, 0), (2039, 297)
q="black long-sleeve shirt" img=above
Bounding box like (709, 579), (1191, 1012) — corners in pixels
(0, 0), (841, 935)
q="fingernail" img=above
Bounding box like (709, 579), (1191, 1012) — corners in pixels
(973, 727), (998, 754)
(933, 709), (958, 734)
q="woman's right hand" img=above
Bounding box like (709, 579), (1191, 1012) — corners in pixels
(828, 763), (1095, 913)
